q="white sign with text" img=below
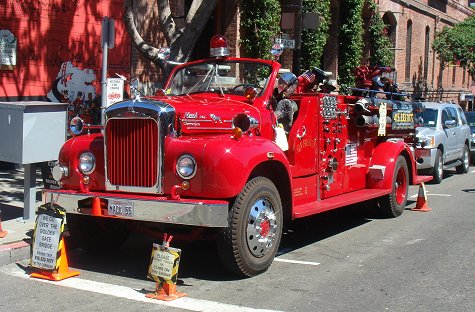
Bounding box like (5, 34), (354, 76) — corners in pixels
(106, 78), (124, 107)
(31, 214), (62, 270)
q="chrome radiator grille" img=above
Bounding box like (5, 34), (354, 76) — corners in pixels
(106, 118), (158, 188)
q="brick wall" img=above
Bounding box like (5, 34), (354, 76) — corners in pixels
(378, 0), (473, 102)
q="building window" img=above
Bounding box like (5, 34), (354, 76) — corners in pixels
(424, 26), (430, 80)
(462, 68), (466, 86)
(405, 20), (412, 82)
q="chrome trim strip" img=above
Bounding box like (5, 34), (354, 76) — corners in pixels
(45, 191), (229, 227)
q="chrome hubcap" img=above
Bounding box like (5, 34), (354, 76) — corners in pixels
(246, 197), (277, 257)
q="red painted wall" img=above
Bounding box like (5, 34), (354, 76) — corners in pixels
(0, 0), (130, 101)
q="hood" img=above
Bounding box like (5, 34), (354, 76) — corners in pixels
(416, 127), (435, 137)
(159, 94), (260, 134)
(106, 95), (260, 135)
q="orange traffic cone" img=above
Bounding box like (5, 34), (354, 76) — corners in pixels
(0, 209), (7, 238)
(411, 182), (432, 212)
(91, 197), (102, 216)
(146, 281), (187, 301)
(31, 237), (80, 281)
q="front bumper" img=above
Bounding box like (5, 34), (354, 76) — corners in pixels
(415, 147), (437, 170)
(43, 190), (229, 227)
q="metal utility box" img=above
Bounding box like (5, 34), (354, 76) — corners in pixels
(0, 101), (68, 164)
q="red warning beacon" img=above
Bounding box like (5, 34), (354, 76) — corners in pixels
(210, 34), (229, 57)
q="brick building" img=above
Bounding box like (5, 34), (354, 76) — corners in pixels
(132, 0), (473, 104)
(0, 0), (473, 106)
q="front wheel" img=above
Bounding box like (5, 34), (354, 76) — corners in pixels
(217, 177), (283, 277)
(378, 156), (409, 218)
(431, 149), (444, 184)
(456, 145), (470, 174)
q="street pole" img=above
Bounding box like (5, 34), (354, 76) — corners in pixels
(292, 0), (303, 75)
(101, 16), (114, 125)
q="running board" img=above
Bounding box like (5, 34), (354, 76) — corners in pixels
(293, 188), (391, 219)
(443, 160), (462, 170)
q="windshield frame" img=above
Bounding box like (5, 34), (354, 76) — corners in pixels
(163, 57), (277, 98)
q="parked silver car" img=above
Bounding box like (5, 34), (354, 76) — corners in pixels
(415, 102), (471, 183)
(464, 111), (475, 164)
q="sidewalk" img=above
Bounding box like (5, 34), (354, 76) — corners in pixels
(0, 165), (42, 266)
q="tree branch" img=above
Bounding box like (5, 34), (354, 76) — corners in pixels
(123, 0), (165, 70)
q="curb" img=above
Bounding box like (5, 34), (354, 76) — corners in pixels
(0, 240), (31, 266)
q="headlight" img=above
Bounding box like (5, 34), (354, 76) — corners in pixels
(176, 154), (197, 179)
(418, 136), (435, 148)
(79, 152), (96, 174)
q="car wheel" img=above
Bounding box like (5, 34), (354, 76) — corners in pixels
(378, 156), (409, 218)
(431, 149), (443, 184)
(456, 145), (470, 174)
(217, 177), (283, 277)
(67, 214), (129, 252)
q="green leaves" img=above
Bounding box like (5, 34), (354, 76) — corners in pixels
(338, 0), (364, 92)
(240, 0), (281, 59)
(367, 0), (394, 67)
(300, 0), (331, 71)
(432, 15), (475, 79)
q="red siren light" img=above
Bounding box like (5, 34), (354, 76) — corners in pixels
(210, 35), (229, 57)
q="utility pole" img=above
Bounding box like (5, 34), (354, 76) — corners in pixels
(292, 0), (303, 75)
(101, 17), (115, 125)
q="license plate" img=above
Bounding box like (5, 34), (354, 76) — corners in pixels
(108, 200), (134, 217)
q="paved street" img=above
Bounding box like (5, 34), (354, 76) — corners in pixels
(1, 166), (474, 311)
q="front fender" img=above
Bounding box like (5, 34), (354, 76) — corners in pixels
(164, 135), (291, 198)
(367, 139), (414, 189)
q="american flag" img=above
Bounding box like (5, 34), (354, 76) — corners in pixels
(300, 70), (316, 83)
(345, 144), (358, 166)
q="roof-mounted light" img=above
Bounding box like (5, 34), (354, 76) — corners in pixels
(210, 35), (229, 57)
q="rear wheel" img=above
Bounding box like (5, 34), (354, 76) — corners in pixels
(456, 145), (470, 174)
(67, 214), (129, 252)
(217, 177), (283, 277)
(378, 156), (409, 218)
(431, 149), (444, 184)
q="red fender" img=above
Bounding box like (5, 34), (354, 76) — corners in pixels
(366, 139), (414, 190)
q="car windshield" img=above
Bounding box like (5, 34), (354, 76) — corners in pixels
(465, 113), (475, 127)
(165, 60), (272, 96)
(417, 108), (438, 127)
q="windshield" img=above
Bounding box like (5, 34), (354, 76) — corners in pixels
(417, 108), (438, 127)
(165, 60), (272, 96)
(465, 113), (475, 127)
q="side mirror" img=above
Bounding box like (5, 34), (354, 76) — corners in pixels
(70, 117), (84, 135)
(444, 120), (456, 128)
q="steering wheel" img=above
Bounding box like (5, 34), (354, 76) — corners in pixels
(231, 84), (263, 95)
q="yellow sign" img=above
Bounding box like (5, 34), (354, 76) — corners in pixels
(147, 244), (181, 284)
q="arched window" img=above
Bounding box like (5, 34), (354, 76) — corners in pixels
(382, 12), (397, 49)
(405, 20), (413, 82)
(424, 26), (430, 80)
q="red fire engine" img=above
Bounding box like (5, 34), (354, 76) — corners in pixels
(47, 36), (431, 277)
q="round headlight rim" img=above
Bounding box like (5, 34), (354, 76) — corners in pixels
(79, 152), (96, 175)
(176, 154), (197, 180)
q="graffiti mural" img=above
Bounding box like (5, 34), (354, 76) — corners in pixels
(47, 61), (100, 124)
(0, 0), (130, 101)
